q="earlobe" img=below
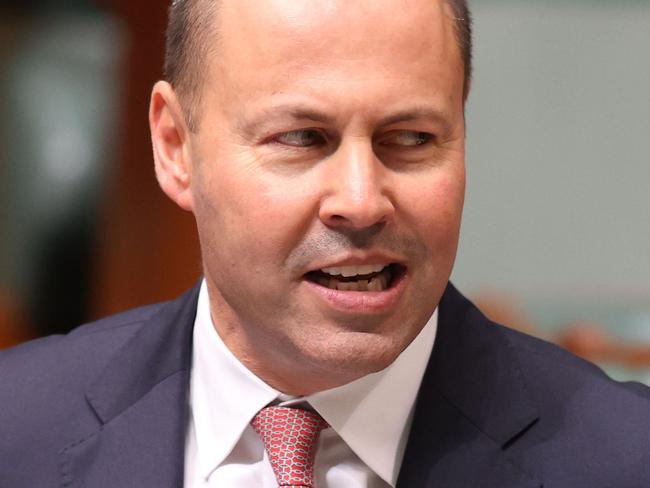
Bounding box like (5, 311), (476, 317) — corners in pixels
(150, 80), (194, 211)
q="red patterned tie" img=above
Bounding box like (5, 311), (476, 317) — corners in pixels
(251, 406), (329, 487)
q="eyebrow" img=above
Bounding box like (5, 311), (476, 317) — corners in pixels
(376, 107), (455, 134)
(281, 107), (336, 125)
(236, 105), (336, 135)
(238, 103), (454, 134)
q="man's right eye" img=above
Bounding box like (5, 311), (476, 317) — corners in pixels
(275, 129), (327, 147)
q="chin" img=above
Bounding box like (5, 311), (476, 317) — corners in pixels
(299, 327), (412, 382)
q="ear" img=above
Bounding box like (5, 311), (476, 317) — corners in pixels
(149, 80), (194, 211)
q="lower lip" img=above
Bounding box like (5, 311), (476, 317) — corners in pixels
(303, 271), (408, 315)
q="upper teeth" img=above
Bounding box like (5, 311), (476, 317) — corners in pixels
(320, 264), (388, 277)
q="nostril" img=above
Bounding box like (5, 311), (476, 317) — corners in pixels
(320, 208), (391, 230)
(318, 183), (395, 230)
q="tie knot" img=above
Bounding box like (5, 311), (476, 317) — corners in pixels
(251, 406), (329, 487)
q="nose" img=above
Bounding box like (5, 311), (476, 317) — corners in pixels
(318, 141), (395, 230)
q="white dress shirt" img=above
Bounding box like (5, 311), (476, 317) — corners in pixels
(184, 280), (437, 487)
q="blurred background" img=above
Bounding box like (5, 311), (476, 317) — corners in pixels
(0, 1), (648, 381)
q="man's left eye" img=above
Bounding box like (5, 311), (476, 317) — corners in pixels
(381, 131), (433, 147)
(275, 129), (326, 147)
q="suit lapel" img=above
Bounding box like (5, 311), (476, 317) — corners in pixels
(60, 285), (199, 488)
(397, 284), (542, 488)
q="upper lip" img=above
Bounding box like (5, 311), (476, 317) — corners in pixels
(304, 252), (408, 274)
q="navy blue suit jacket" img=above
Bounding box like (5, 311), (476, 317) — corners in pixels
(1, 283), (649, 487)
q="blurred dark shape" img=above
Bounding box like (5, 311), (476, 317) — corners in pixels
(0, 0), (94, 12)
(0, 289), (35, 348)
(0, 0), (123, 341)
(29, 216), (96, 336)
(0, 0), (201, 348)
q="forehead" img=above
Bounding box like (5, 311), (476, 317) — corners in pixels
(202, 0), (464, 117)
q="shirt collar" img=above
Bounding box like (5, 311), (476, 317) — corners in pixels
(190, 279), (437, 486)
(190, 281), (280, 481)
(307, 308), (437, 486)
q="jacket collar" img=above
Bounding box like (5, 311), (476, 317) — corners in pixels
(61, 284), (199, 488)
(397, 283), (541, 487)
(85, 284), (198, 425)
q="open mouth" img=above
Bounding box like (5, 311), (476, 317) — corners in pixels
(305, 263), (405, 292)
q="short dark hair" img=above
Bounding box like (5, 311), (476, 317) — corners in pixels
(164, 0), (472, 131)
(164, 0), (219, 130)
(447, 0), (473, 95)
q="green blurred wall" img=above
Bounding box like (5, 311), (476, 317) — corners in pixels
(453, 1), (650, 307)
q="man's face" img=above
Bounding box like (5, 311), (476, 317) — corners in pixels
(187, 0), (466, 394)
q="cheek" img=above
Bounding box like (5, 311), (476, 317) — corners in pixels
(399, 167), (465, 237)
(194, 159), (318, 264)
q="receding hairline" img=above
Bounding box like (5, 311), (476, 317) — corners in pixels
(164, 0), (472, 131)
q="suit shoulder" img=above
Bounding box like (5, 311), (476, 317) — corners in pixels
(498, 323), (650, 482)
(501, 324), (603, 373)
(500, 323), (650, 400)
(0, 300), (174, 470)
(0, 287), (199, 484)
(0, 301), (169, 404)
